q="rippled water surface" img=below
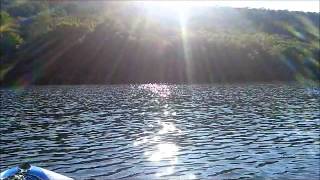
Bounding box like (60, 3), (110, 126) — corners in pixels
(1, 84), (319, 179)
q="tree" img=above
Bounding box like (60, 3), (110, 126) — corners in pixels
(0, 11), (23, 59)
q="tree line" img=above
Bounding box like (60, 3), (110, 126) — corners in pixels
(1, 1), (319, 85)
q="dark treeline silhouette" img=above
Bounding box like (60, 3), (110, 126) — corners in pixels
(1, 1), (319, 85)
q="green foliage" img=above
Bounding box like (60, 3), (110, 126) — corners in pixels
(26, 10), (53, 40)
(0, 1), (319, 84)
(2, 0), (48, 18)
(0, 11), (18, 33)
(0, 11), (23, 58)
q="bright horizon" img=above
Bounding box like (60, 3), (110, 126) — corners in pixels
(136, 0), (320, 13)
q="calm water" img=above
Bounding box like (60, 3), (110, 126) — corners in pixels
(1, 84), (319, 180)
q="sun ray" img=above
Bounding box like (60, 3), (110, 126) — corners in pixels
(179, 11), (194, 83)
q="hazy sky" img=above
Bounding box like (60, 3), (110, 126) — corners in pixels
(209, 0), (320, 12)
(137, 1), (320, 12)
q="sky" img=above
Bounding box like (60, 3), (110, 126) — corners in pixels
(136, 0), (320, 13)
(209, 0), (320, 12)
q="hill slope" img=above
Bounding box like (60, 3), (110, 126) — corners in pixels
(1, 2), (319, 85)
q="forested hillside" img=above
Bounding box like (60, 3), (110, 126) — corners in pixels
(1, 1), (319, 85)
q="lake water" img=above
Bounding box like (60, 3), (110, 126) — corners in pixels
(1, 84), (319, 180)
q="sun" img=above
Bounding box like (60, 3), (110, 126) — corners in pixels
(135, 1), (197, 15)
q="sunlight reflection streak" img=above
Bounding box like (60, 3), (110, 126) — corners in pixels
(134, 84), (192, 177)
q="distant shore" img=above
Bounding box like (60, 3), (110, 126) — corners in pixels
(1, 3), (319, 86)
